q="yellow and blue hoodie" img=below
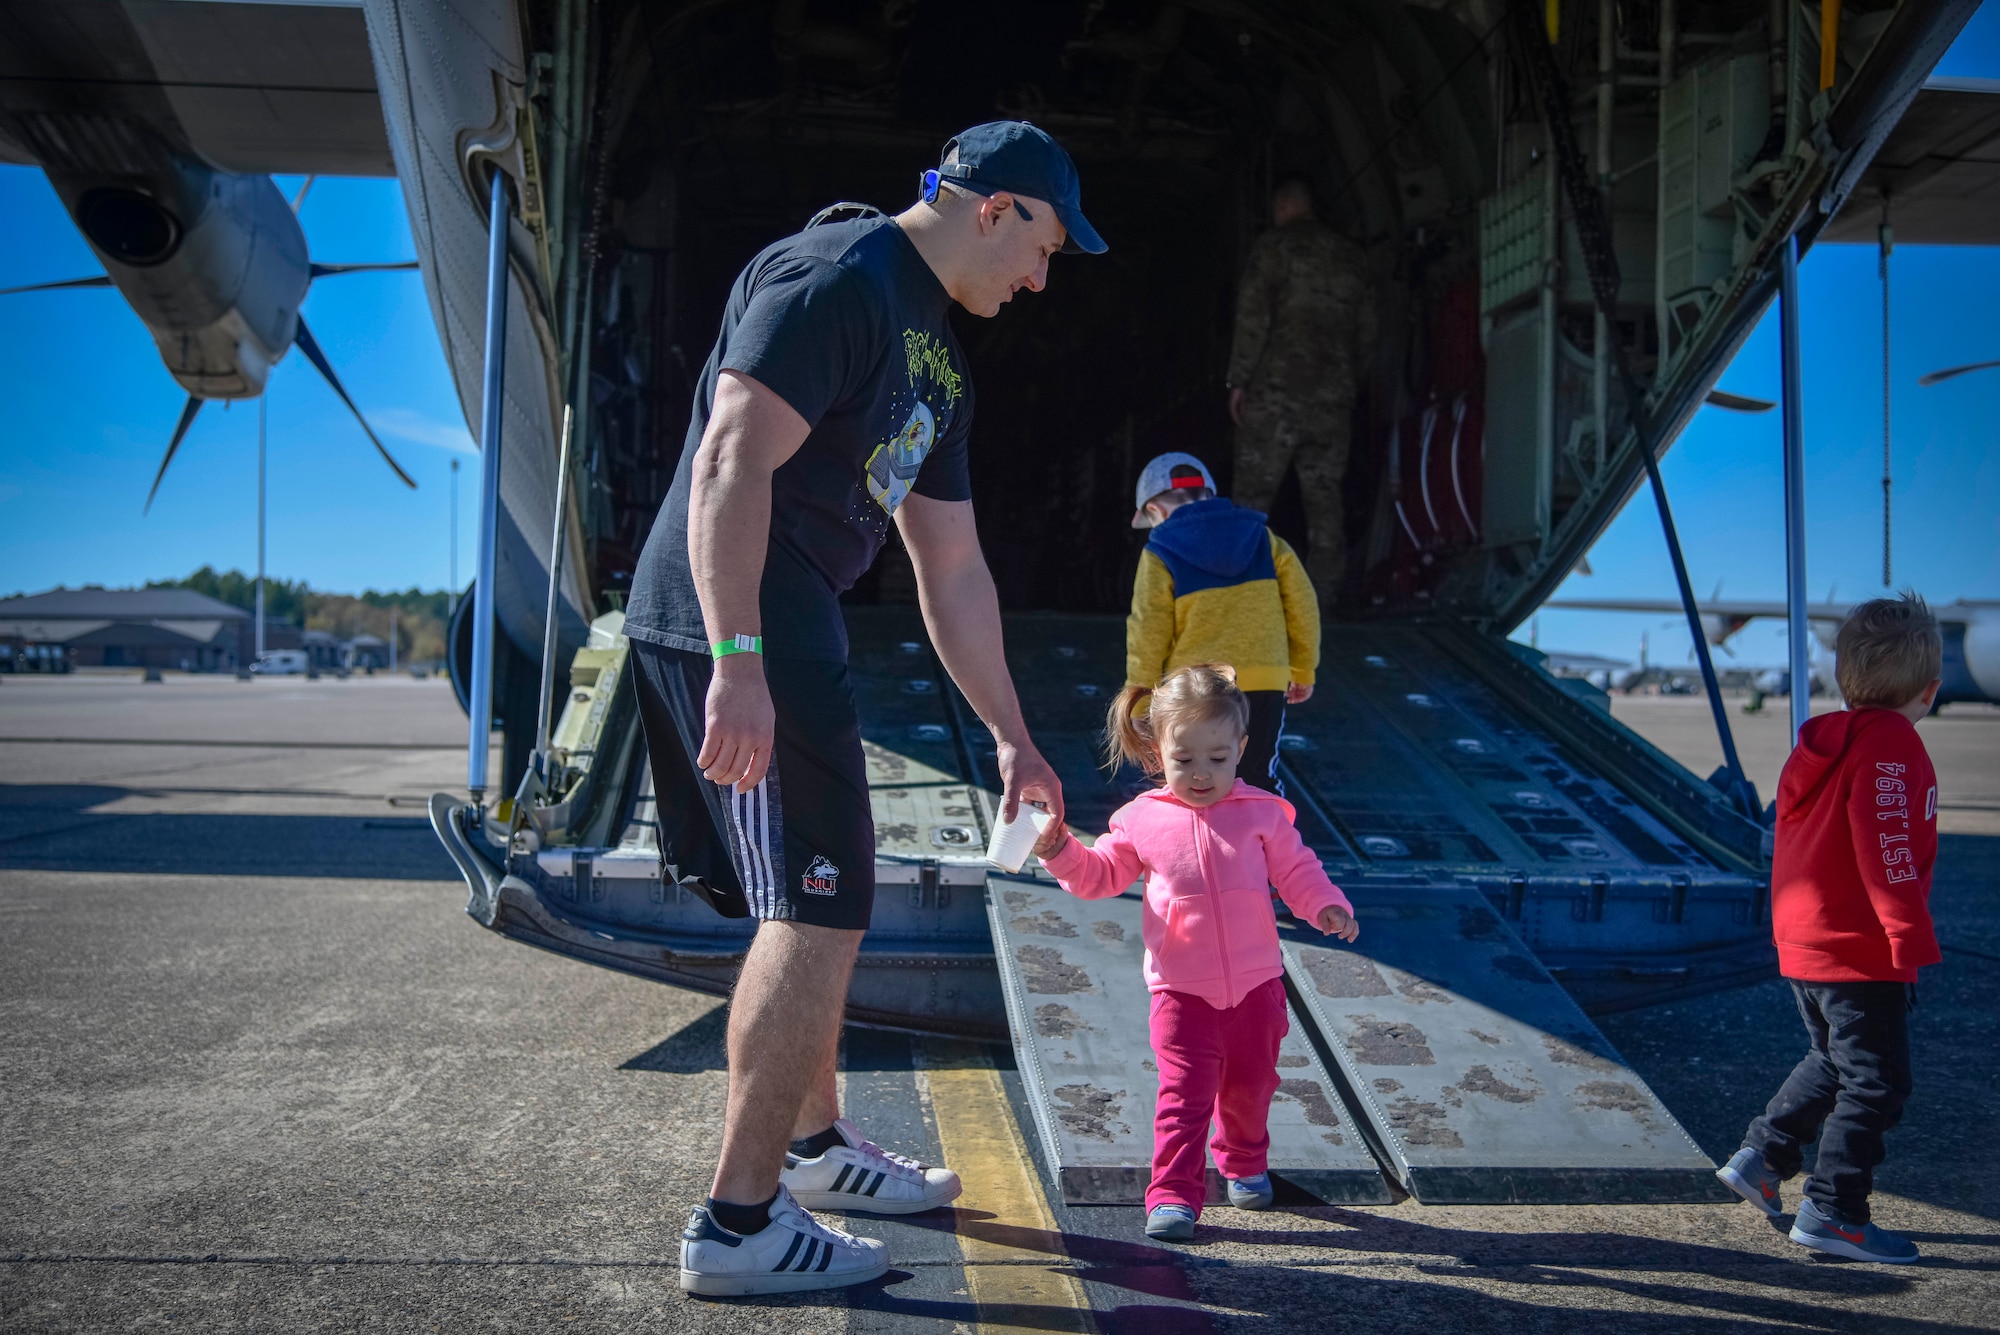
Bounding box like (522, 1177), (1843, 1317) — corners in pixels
(1127, 497), (1320, 694)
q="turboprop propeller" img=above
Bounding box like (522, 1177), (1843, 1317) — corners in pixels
(0, 172), (420, 511)
(1918, 358), (2000, 386)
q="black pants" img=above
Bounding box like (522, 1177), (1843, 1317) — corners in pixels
(1241, 690), (1286, 797)
(1745, 979), (1914, 1223)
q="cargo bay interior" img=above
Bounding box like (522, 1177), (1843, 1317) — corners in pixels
(567, 0), (1840, 625)
(583, 0), (1473, 616)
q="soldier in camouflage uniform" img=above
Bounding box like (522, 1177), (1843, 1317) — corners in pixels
(1226, 179), (1374, 597)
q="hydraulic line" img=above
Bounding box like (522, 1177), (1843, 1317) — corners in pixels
(534, 404), (576, 774)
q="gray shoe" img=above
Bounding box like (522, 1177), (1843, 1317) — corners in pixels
(1715, 1147), (1784, 1220)
(1226, 1173), (1275, 1211)
(1144, 1204), (1196, 1241)
(1789, 1198), (1920, 1264)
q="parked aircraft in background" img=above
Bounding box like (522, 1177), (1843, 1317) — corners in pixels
(1540, 649), (1704, 695)
(1548, 597), (2000, 707)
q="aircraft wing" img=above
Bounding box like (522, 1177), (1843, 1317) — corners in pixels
(0, 1), (391, 176)
(1540, 651), (1637, 673)
(1546, 598), (1855, 622)
(1818, 79), (2000, 245)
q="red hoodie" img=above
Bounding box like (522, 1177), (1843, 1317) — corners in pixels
(1771, 708), (1941, 982)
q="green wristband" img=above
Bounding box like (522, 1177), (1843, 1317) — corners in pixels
(711, 634), (762, 659)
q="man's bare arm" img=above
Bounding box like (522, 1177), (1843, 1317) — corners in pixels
(895, 492), (1064, 825)
(687, 370), (810, 792)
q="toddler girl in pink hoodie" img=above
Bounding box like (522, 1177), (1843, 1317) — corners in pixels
(1031, 663), (1357, 1241)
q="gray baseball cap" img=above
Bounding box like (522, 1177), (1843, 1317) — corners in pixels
(1131, 452), (1216, 529)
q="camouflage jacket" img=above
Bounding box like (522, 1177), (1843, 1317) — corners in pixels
(1226, 220), (1374, 401)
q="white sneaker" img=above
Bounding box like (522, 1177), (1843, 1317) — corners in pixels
(679, 1185), (889, 1296)
(780, 1117), (962, 1215)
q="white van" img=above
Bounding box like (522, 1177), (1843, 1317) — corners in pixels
(251, 650), (309, 676)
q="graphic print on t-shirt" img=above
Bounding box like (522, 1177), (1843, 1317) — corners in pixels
(621, 216), (975, 662)
(864, 328), (964, 515)
(866, 400), (933, 514)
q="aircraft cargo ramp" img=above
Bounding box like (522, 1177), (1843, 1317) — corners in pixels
(991, 866), (1722, 1206)
(437, 604), (1760, 1206)
(951, 609), (1742, 1205)
(1281, 892), (1717, 1204)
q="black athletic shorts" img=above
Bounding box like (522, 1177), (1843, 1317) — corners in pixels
(630, 639), (875, 930)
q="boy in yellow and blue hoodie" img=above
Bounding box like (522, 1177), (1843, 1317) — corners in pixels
(1126, 452), (1320, 793)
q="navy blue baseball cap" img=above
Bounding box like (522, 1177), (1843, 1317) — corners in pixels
(935, 121), (1107, 255)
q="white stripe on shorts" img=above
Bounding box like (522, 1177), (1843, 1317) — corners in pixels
(727, 778), (780, 916)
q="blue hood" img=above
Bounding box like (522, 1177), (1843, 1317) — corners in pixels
(1147, 498), (1273, 586)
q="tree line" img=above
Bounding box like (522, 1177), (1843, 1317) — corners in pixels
(146, 567), (455, 665)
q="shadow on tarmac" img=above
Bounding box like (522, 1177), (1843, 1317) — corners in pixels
(621, 1005), (730, 1073)
(0, 782), (457, 879)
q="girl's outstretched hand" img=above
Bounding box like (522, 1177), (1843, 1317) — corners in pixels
(1316, 904), (1360, 943)
(1031, 815), (1070, 861)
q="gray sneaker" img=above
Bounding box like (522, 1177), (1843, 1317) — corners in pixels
(1226, 1173), (1275, 1210)
(1144, 1204), (1197, 1241)
(1789, 1198), (1920, 1264)
(1715, 1147), (1784, 1220)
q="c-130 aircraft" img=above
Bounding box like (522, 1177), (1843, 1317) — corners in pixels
(5, 1), (1992, 1048)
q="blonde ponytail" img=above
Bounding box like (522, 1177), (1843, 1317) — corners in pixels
(1104, 684), (1156, 772)
(1103, 664), (1250, 776)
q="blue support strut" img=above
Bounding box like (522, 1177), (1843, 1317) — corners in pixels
(468, 167), (511, 805)
(1637, 393), (1756, 819)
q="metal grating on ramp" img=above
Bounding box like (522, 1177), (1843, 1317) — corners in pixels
(1282, 881), (1726, 1204)
(989, 877), (1392, 1207)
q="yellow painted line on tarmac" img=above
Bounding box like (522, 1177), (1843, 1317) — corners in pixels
(921, 1039), (1097, 1335)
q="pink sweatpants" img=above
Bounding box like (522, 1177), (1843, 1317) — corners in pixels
(1146, 976), (1289, 1215)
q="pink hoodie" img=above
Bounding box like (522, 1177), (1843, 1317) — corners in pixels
(1041, 779), (1352, 1009)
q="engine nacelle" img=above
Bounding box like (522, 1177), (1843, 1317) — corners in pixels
(45, 159), (309, 400)
(1959, 605), (2000, 703)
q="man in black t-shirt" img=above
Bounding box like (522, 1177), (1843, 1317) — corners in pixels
(624, 122), (1106, 1296)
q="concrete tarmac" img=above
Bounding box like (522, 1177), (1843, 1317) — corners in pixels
(1607, 692), (2000, 836)
(3, 673), (1997, 1331)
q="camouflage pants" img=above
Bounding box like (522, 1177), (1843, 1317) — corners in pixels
(1234, 393), (1354, 597)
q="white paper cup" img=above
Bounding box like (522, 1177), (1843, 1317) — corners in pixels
(986, 807), (1053, 874)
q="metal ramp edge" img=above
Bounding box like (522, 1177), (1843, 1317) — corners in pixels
(988, 875), (1392, 1207)
(1280, 879), (1729, 1205)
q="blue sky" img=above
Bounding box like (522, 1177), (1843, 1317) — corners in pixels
(1, 8), (1996, 661)
(0, 173), (474, 598)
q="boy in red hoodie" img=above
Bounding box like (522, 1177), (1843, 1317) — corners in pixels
(1715, 593), (1943, 1264)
